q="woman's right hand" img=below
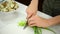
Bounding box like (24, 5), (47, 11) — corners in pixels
(26, 6), (37, 18)
(26, 0), (38, 18)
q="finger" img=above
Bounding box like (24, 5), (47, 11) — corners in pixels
(27, 13), (32, 19)
(28, 22), (36, 27)
(28, 20), (36, 25)
(28, 19), (34, 23)
(28, 16), (35, 22)
(28, 18), (35, 26)
(29, 24), (36, 27)
(27, 12), (36, 19)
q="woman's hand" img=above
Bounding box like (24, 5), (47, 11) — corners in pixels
(26, 0), (38, 18)
(28, 15), (60, 28)
(26, 6), (37, 18)
(28, 15), (52, 27)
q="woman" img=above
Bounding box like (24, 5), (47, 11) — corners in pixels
(26, 0), (60, 27)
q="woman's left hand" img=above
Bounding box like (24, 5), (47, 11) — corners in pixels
(28, 15), (51, 27)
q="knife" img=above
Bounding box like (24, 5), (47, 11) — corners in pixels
(23, 14), (33, 29)
(23, 20), (28, 29)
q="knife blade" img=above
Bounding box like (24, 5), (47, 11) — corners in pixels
(23, 20), (28, 29)
(23, 14), (33, 29)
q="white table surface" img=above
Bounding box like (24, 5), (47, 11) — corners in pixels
(0, 2), (60, 34)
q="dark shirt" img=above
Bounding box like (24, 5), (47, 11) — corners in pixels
(15, 0), (60, 17)
(42, 0), (60, 17)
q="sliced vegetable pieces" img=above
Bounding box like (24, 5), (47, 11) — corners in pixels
(18, 21), (26, 26)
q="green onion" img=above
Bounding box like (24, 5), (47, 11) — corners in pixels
(33, 27), (42, 34)
(33, 26), (39, 34)
(18, 21), (26, 26)
(37, 28), (42, 34)
(41, 28), (56, 34)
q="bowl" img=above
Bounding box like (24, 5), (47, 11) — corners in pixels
(0, 7), (19, 21)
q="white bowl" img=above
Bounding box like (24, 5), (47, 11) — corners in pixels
(0, 7), (19, 21)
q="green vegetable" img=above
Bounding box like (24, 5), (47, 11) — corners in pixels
(18, 21), (56, 34)
(33, 27), (56, 34)
(37, 28), (42, 34)
(41, 28), (56, 34)
(33, 27), (39, 34)
(18, 21), (26, 26)
(33, 26), (42, 34)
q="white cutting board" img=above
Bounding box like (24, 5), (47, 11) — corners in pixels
(0, 1), (60, 34)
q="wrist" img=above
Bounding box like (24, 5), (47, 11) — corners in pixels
(47, 19), (54, 26)
(47, 19), (58, 26)
(49, 15), (60, 25)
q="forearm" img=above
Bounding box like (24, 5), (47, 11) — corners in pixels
(29, 0), (38, 11)
(48, 15), (60, 26)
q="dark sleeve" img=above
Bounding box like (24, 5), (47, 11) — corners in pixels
(52, 0), (60, 17)
(42, 0), (60, 17)
(42, 0), (55, 17)
(15, 0), (60, 17)
(52, 9), (60, 17)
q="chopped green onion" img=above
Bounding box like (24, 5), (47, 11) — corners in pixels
(18, 21), (26, 26)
